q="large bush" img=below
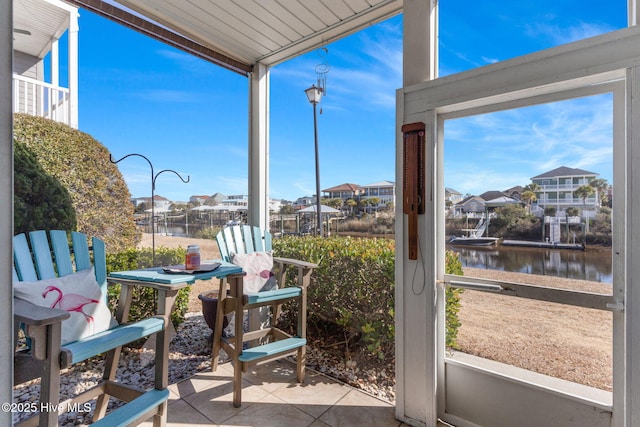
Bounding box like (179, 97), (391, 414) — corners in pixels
(489, 204), (542, 240)
(273, 236), (463, 359)
(106, 247), (189, 327)
(275, 236), (395, 359)
(444, 251), (464, 349)
(14, 141), (76, 231)
(13, 114), (138, 251)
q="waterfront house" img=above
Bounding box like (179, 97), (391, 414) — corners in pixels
(445, 187), (464, 205)
(360, 180), (396, 207)
(207, 192), (227, 205)
(479, 190), (509, 202)
(322, 183), (362, 201)
(503, 185), (524, 200)
(452, 195), (486, 216)
(189, 195), (210, 205)
(292, 196), (316, 210)
(531, 166), (600, 217)
(13, 0), (78, 128)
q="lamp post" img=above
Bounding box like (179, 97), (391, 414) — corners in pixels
(110, 153), (190, 264)
(305, 84), (323, 237)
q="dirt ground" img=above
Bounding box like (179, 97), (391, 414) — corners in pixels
(456, 267), (612, 391)
(139, 233), (613, 391)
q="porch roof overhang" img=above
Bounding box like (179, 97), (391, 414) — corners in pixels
(66, 0), (403, 75)
(14, 0), (76, 58)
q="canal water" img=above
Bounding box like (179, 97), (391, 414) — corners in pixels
(448, 245), (612, 284)
(143, 223), (613, 284)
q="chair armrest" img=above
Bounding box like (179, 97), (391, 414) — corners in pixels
(272, 257), (317, 293)
(273, 257), (318, 270)
(14, 298), (68, 361)
(14, 297), (69, 326)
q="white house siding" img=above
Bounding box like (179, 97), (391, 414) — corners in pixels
(13, 51), (39, 115)
(361, 181), (396, 206)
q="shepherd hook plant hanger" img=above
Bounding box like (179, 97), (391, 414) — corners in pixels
(110, 153), (190, 264)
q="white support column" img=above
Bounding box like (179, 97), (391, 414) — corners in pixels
(0, 0), (13, 423)
(396, 1), (439, 426)
(625, 66), (640, 427)
(247, 62), (269, 230)
(630, 0), (639, 26)
(624, 38), (637, 421)
(68, 8), (79, 128)
(51, 38), (59, 87)
(402, 0), (438, 87)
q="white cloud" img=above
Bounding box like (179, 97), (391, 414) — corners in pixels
(445, 94), (613, 194)
(525, 21), (614, 45)
(481, 56), (499, 64)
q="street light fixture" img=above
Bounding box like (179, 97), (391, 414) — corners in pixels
(305, 84), (323, 236)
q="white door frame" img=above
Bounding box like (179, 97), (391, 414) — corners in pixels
(397, 25), (640, 427)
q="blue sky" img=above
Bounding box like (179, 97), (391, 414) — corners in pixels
(68, 2), (627, 202)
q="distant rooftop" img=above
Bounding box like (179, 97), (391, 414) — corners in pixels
(531, 166), (598, 179)
(322, 183), (361, 193)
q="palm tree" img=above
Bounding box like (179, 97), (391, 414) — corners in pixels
(565, 206), (580, 217)
(589, 178), (609, 207)
(523, 183), (541, 193)
(521, 190), (537, 212)
(575, 184), (595, 233)
(326, 198), (343, 210)
(346, 198), (357, 216)
(361, 197), (381, 215)
(575, 184), (595, 207)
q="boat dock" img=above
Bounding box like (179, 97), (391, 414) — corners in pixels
(501, 239), (584, 250)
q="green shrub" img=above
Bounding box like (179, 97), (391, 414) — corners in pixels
(445, 250), (464, 349)
(13, 114), (138, 252)
(273, 236), (464, 359)
(195, 227), (222, 240)
(106, 247), (189, 326)
(14, 141), (77, 232)
(274, 236), (395, 360)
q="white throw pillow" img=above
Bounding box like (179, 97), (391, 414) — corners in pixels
(14, 267), (118, 345)
(231, 251), (278, 294)
(226, 251), (278, 338)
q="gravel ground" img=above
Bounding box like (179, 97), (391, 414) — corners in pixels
(13, 312), (394, 425)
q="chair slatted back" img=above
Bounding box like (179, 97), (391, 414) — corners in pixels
(13, 233), (37, 282)
(13, 230), (108, 301)
(216, 225), (272, 262)
(29, 230), (57, 280)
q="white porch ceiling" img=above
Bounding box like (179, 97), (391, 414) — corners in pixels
(14, 0), (75, 58)
(72, 0), (403, 74)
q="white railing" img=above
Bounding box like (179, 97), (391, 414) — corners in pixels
(537, 197), (597, 205)
(13, 74), (70, 126)
(538, 182), (593, 190)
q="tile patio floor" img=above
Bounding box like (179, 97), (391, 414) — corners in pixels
(140, 358), (407, 427)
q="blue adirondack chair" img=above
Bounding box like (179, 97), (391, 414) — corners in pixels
(13, 230), (171, 427)
(213, 225), (317, 407)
